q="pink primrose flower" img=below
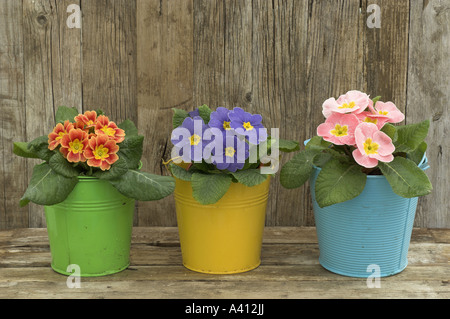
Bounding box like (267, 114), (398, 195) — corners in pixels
(352, 122), (395, 168)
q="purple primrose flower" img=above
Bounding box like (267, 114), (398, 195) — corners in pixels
(188, 109), (200, 118)
(228, 107), (267, 145)
(171, 116), (209, 162)
(210, 132), (250, 172)
(209, 107), (232, 132)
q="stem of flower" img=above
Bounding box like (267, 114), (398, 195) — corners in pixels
(343, 145), (352, 157)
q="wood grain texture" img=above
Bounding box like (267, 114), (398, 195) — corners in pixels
(364, 0), (410, 111)
(0, 227), (448, 299)
(407, 0), (450, 228)
(81, 0), (137, 123)
(0, 0), (448, 229)
(302, 0), (366, 225)
(0, 0), (28, 229)
(136, 0), (193, 226)
(252, 0), (310, 226)
(22, 0), (84, 227)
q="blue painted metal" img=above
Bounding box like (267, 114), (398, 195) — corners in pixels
(307, 138), (429, 277)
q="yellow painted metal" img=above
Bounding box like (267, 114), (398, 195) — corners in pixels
(174, 176), (271, 274)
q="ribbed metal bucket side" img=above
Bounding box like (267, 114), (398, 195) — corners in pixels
(311, 170), (419, 278)
(174, 177), (270, 274)
(45, 177), (135, 277)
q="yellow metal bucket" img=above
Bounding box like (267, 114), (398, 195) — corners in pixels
(174, 176), (270, 274)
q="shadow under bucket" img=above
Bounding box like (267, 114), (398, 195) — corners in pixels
(310, 154), (429, 278)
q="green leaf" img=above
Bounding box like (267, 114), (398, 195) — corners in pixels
(313, 152), (333, 167)
(197, 104), (212, 124)
(381, 123), (398, 143)
(93, 158), (129, 180)
(280, 149), (318, 189)
(372, 96), (382, 105)
(49, 152), (80, 178)
(305, 136), (332, 151)
(394, 120), (430, 153)
(231, 169), (268, 187)
(278, 139), (300, 153)
(20, 163), (78, 207)
(117, 135), (144, 169)
(27, 136), (54, 162)
(315, 159), (367, 208)
(378, 157), (432, 198)
(191, 160), (217, 173)
(191, 172), (232, 205)
(55, 106), (79, 124)
(13, 142), (39, 159)
(408, 141), (427, 165)
(118, 119), (138, 137)
(325, 146), (353, 164)
(172, 108), (189, 129)
(109, 170), (175, 201)
(169, 163), (194, 181)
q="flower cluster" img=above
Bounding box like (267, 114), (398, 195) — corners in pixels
(171, 107), (267, 172)
(47, 111), (125, 171)
(317, 90), (404, 168)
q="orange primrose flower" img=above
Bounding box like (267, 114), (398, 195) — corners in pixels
(48, 120), (74, 150)
(75, 111), (98, 129)
(60, 129), (89, 163)
(95, 115), (125, 143)
(84, 134), (120, 171)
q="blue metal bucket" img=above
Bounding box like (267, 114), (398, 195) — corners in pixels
(309, 147), (429, 277)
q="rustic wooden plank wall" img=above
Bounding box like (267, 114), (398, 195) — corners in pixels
(0, 0), (448, 229)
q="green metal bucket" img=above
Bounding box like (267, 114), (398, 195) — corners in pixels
(44, 176), (135, 277)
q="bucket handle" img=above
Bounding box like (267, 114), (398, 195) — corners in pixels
(418, 153), (430, 171)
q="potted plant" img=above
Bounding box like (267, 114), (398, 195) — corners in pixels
(165, 105), (299, 274)
(14, 106), (175, 277)
(280, 90), (432, 278)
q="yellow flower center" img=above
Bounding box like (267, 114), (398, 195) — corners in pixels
(363, 117), (378, 124)
(363, 138), (379, 155)
(225, 147), (236, 158)
(378, 110), (389, 116)
(56, 131), (67, 141)
(243, 122), (254, 131)
(69, 139), (84, 154)
(94, 145), (110, 160)
(101, 126), (116, 136)
(330, 124), (348, 137)
(223, 121), (231, 130)
(190, 134), (201, 146)
(338, 101), (356, 109)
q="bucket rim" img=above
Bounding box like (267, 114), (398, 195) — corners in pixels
(74, 161), (143, 181)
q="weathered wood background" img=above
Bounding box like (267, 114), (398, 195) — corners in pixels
(0, 0), (448, 229)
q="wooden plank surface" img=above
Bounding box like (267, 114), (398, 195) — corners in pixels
(407, 0), (450, 229)
(0, 0), (28, 229)
(0, 1), (449, 229)
(136, 0), (194, 227)
(21, 0), (84, 228)
(81, 0), (137, 123)
(0, 227), (448, 299)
